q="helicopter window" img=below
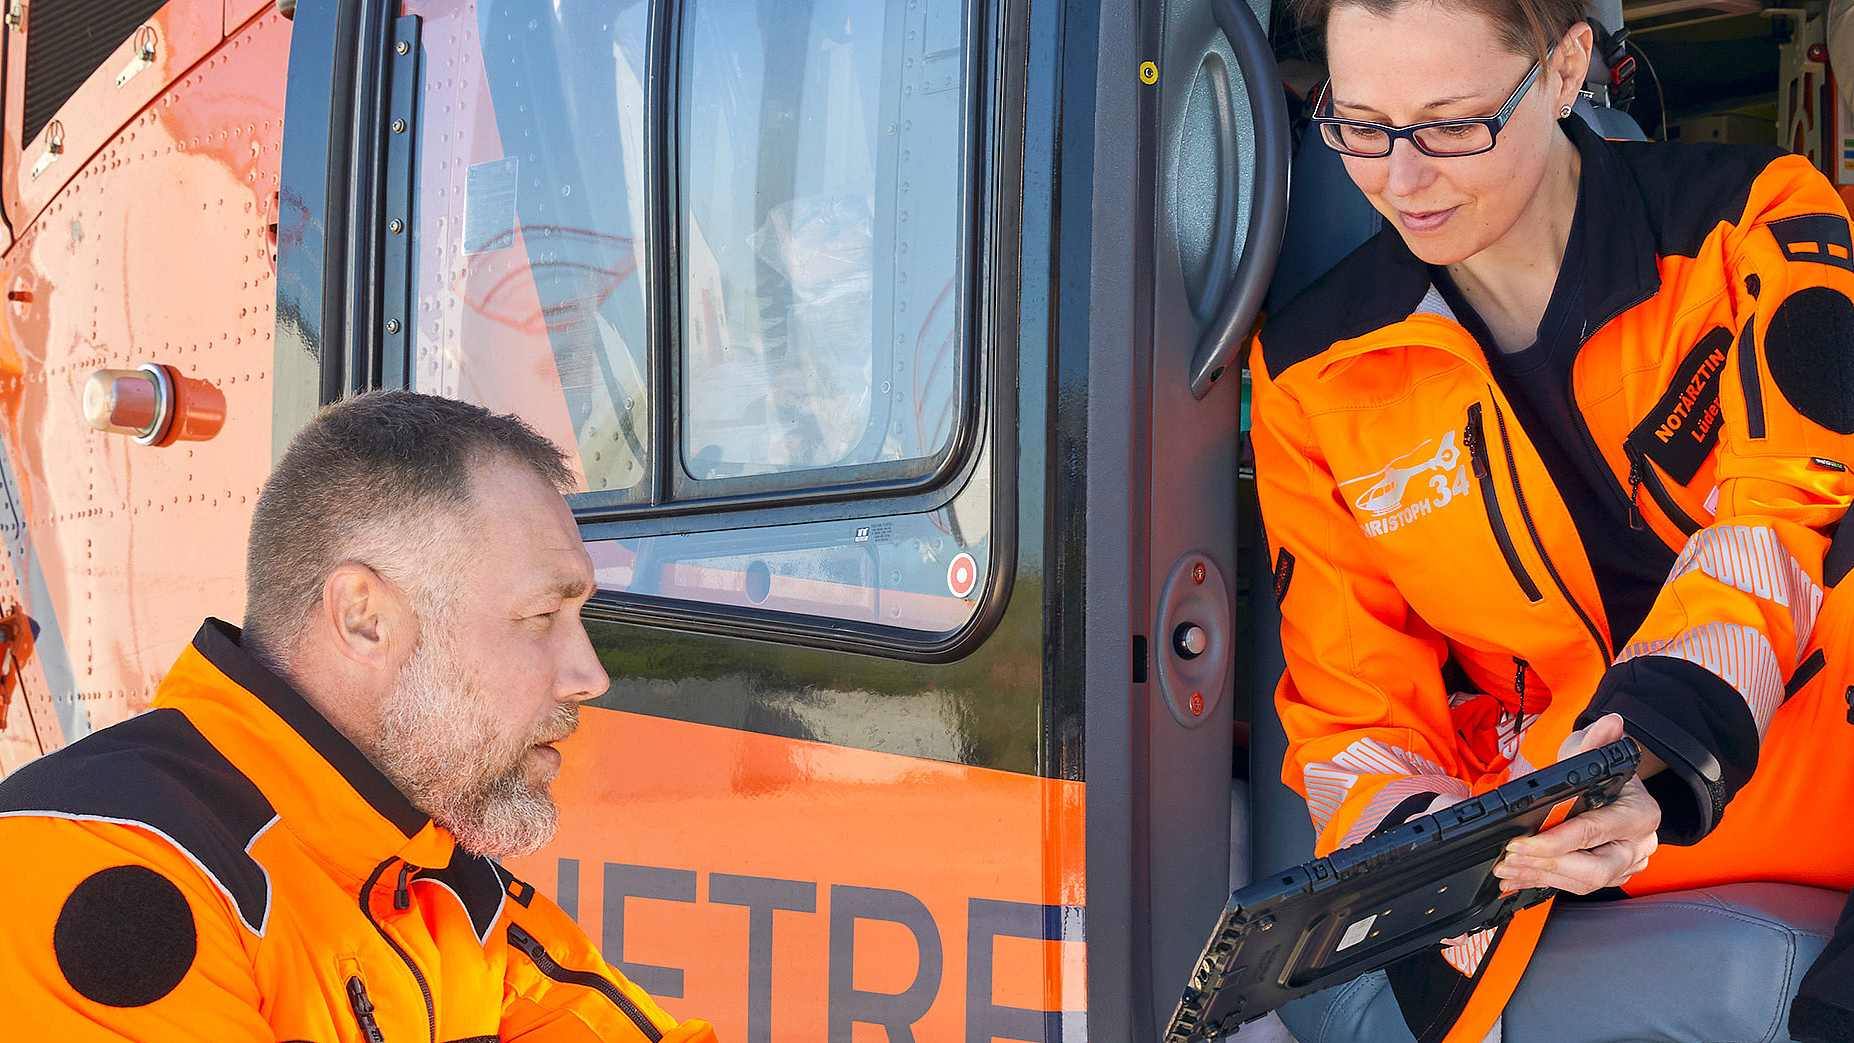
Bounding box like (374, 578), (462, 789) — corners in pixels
(676, 0), (971, 484)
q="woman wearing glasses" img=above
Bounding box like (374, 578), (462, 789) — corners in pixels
(1251, 0), (1854, 1039)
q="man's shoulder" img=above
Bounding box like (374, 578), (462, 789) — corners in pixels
(0, 708), (276, 934)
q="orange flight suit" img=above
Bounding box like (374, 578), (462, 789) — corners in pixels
(0, 618), (718, 1043)
(1253, 117), (1854, 1042)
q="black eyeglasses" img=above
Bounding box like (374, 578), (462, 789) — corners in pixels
(1310, 53), (1550, 159)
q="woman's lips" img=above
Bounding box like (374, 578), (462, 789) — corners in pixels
(1396, 205), (1458, 233)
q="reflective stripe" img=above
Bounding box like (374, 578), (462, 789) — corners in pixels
(1342, 773), (1471, 848)
(1617, 622), (1785, 734)
(1615, 525), (1824, 735)
(1443, 927), (1495, 977)
(1303, 737), (1448, 832)
(1667, 524), (1822, 662)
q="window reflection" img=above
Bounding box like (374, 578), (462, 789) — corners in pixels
(679, 0), (968, 479)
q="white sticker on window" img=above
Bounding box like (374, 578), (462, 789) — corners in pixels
(464, 156), (519, 256)
(1337, 913), (1378, 952)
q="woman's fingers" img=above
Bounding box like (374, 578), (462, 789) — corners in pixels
(1491, 775), (1660, 894)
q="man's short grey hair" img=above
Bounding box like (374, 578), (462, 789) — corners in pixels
(244, 389), (573, 669)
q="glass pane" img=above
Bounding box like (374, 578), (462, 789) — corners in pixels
(406, 0), (653, 499)
(678, 0), (969, 480)
(591, 446), (992, 633)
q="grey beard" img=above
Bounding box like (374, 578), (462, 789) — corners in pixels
(370, 638), (571, 858)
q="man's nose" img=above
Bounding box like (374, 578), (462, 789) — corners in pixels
(559, 617), (610, 703)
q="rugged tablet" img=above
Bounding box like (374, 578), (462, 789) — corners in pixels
(1166, 738), (1642, 1042)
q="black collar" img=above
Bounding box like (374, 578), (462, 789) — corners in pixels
(1560, 115), (1663, 339)
(193, 619), (430, 838)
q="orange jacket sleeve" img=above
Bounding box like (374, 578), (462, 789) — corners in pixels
(1249, 345), (1478, 856)
(1588, 154), (1854, 840)
(0, 816), (272, 1041)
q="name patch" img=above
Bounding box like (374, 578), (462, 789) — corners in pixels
(1628, 326), (1730, 485)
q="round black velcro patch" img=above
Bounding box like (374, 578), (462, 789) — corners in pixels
(54, 865), (198, 1007)
(1765, 286), (1854, 434)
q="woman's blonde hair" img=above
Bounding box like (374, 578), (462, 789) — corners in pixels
(1289, 0), (1586, 63)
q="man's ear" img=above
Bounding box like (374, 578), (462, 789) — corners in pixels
(321, 563), (409, 670)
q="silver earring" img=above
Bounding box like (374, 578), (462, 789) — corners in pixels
(1560, 104), (1573, 118)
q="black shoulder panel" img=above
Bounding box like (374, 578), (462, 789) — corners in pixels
(0, 708), (275, 935)
(1260, 227), (1433, 379)
(1607, 137), (1786, 260)
(420, 848), (509, 946)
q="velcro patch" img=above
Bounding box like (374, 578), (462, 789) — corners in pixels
(54, 865), (197, 1007)
(1765, 286), (1854, 434)
(1770, 213), (1854, 272)
(1628, 326), (1731, 484)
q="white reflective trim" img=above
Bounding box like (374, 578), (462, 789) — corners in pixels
(1302, 737), (1448, 832)
(1617, 622), (1785, 735)
(0, 810), (275, 936)
(1342, 774), (1471, 848)
(1443, 926), (1495, 977)
(1667, 524), (1823, 663)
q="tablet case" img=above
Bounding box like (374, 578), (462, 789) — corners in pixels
(1166, 738), (1642, 1042)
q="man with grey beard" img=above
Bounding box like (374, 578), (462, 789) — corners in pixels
(0, 390), (717, 1042)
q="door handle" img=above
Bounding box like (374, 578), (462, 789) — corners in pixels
(1186, 0), (1289, 400)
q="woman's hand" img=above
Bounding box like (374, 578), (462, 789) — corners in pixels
(1491, 713), (1660, 895)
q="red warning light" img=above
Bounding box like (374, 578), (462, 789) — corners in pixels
(947, 553), (979, 598)
(1190, 692), (1204, 716)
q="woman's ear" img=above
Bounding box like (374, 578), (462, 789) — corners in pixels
(1552, 21), (1597, 112)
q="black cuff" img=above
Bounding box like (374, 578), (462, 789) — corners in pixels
(1580, 655), (1759, 846)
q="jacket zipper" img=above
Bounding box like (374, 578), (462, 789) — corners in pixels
(360, 859), (436, 1043)
(1513, 657), (1528, 718)
(507, 923), (663, 1042)
(1465, 403), (1544, 602)
(347, 976), (388, 1043)
(1738, 316), (1767, 439)
(1487, 398), (1614, 663)
(1623, 441), (1703, 537)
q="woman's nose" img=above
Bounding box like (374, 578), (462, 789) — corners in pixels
(1383, 137), (1436, 197)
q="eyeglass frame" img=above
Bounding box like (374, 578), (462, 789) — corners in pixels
(1309, 51), (1552, 159)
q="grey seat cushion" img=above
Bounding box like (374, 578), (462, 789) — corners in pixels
(1277, 882), (1844, 1043)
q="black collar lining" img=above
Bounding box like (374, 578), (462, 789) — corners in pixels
(193, 619), (430, 838)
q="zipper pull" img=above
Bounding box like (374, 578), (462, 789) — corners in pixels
(508, 921), (545, 958)
(1626, 454), (1646, 531)
(1465, 404), (1490, 479)
(347, 976), (388, 1043)
(1513, 657), (1529, 739)
(393, 863), (413, 911)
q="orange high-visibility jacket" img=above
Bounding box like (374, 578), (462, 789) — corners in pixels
(0, 619), (718, 1043)
(1253, 117), (1854, 1041)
